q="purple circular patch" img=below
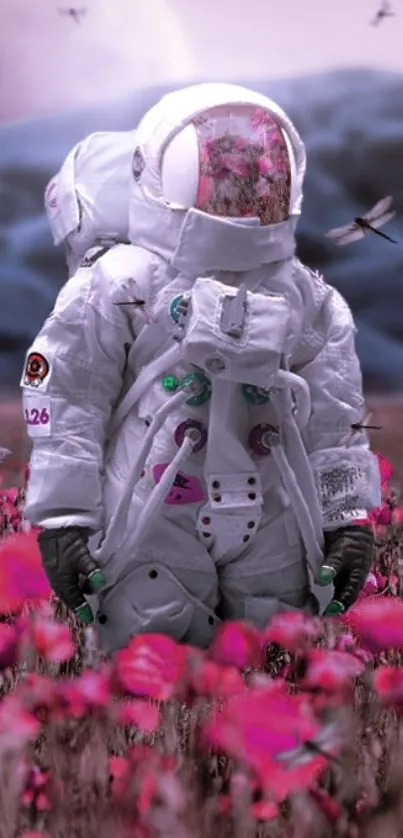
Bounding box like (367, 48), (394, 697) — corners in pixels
(249, 423), (279, 456)
(174, 419), (208, 453)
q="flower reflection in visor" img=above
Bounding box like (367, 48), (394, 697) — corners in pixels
(192, 105), (291, 225)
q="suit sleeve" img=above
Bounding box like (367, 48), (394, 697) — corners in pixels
(20, 246), (138, 531)
(290, 270), (382, 531)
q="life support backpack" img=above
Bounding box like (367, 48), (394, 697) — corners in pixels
(44, 129), (136, 276)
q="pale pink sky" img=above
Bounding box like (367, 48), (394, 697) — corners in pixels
(1, 0), (403, 124)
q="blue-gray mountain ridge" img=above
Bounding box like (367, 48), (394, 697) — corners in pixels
(1, 68), (403, 392)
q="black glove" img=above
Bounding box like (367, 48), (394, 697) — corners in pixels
(38, 526), (106, 624)
(317, 524), (374, 616)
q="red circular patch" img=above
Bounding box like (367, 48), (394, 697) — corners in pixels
(24, 352), (49, 386)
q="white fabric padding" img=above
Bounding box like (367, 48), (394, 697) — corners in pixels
(44, 129), (136, 263)
(96, 562), (219, 653)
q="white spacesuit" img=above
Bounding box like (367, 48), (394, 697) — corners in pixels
(21, 83), (381, 653)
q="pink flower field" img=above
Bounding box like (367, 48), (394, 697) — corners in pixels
(1, 402), (403, 837)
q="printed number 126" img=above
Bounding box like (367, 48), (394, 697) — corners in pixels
(25, 407), (49, 426)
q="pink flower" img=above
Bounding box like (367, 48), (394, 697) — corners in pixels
(263, 754), (328, 802)
(208, 621), (262, 670)
(257, 156), (274, 176)
(363, 571), (378, 595)
(2, 488), (18, 505)
(30, 766), (49, 791)
(204, 687), (320, 784)
(0, 695), (40, 750)
(373, 665), (403, 710)
(263, 611), (322, 653)
(251, 799), (279, 821)
(373, 570), (388, 590)
(376, 453), (393, 486)
(116, 699), (161, 733)
(360, 570), (388, 598)
(344, 598), (403, 652)
(114, 633), (189, 701)
(392, 505), (403, 525)
(109, 755), (131, 799)
(251, 107), (275, 131)
(0, 531), (51, 613)
(369, 504), (392, 526)
(22, 765), (51, 812)
(297, 649), (366, 697)
(57, 669), (110, 718)
(188, 658), (244, 697)
(219, 152), (251, 179)
(21, 672), (59, 715)
(30, 616), (75, 663)
(35, 792), (51, 812)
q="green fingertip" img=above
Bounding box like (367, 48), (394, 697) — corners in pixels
(75, 603), (94, 625)
(324, 600), (345, 617)
(317, 565), (336, 587)
(88, 569), (106, 592)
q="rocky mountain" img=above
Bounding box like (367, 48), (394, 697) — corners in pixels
(1, 68), (403, 391)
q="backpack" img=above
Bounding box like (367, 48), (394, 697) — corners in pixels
(44, 129), (136, 276)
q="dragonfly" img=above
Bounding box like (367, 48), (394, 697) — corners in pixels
(370, 1), (395, 26)
(114, 299), (156, 325)
(58, 7), (87, 24)
(340, 411), (383, 447)
(114, 281), (156, 325)
(275, 721), (344, 769)
(325, 196), (397, 246)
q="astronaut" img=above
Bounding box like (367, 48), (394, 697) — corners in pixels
(21, 83), (381, 653)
